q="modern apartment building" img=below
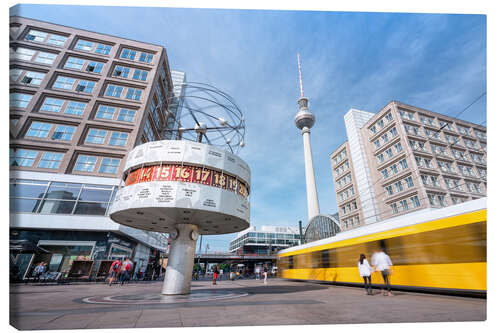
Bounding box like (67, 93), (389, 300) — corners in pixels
(330, 101), (486, 231)
(229, 226), (301, 255)
(9, 16), (179, 281)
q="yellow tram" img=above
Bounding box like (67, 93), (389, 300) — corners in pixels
(277, 198), (486, 295)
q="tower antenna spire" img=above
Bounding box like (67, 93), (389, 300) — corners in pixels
(297, 53), (304, 98)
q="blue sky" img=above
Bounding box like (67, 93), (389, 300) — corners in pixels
(10, 4), (487, 251)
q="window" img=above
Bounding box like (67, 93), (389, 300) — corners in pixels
(445, 134), (459, 145)
(74, 155), (97, 172)
(381, 169), (389, 179)
(430, 175), (440, 187)
(10, 93), (33, 109)
(48, 34), (67, 47)
(421, 174), (430, 186)
(105, 85), (123, 98)
(377, 119), (384, 129)
(34, 52), (57, 65)
(64, 57), (85, 70)
(404, 176), (414, 188)
(38, 152), (63, 169)
(25, 29), (67, 46)
(439, 120), (454, 132)
(25, 29), (47, 42)
(10, 47), (36, 61)
(121, 48), (136, 60)
(389, 127), (398, 137)
(385, 148), (393, 158)
(26, 122), (51, 138)
(132, 69), (148, 81)
(477, 168), (487, 180)
(457, 125), (470, 136)
(377, 154), (384, 163)
(428, 193), (437, 206)
(75, 39), (94, 52)
(410, 196), (420, 208)
(390, 203), (398, 214)
(86, 61), (104, 74)
(85, 129), (107, 144)
(10, 149), (38, 167)
(99, 158), (120, 174)
(65, 101), (86, 116)
(75, 80), (95, 93)
(437, 195), (447, 207)
(381, 133), (389, 143)
(125, 88), (142, 101)
(398, 159), (408, 170)
(394, 181), (403, 192)
(113, 65), (130, 78)
(96, 105), (116, 120)
(41, 97), (64, 113)
(474, 129), (486, 141)
(95, 43), (112, 55)
(400, 199), (409, 211)
(10, 68), (23, 81)
(109, 132), (128, 146)
(390, 164), (398, 175)
(139, 52), (154, 63)
(385, 112), (393, 122)
(373, 139), (380, 149)
(117, 108), (136, 122)
(370, 126), (376, 135)
(424, 158), (432, 168)
(394, 142), (403, 153)
(51, 125), (75, 141)
(21, 71), (45, 85)
(53, 76), (76, 90)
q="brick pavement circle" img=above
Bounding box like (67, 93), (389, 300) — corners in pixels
(81, 289), (249, 305)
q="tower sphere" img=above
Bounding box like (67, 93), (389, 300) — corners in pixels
(294, 97), (315, 130)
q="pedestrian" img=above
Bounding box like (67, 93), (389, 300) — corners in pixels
(32, 262), (44, 282)
(358, 254), (373, 295)
(213, 265), (219, 285)
(108, 258), (121, 286)
(263, 265), (268, 284)
(371, 247), (394, 296)
(120, 257), (133, 285)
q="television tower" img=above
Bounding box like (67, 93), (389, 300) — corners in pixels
(294, 53), (320, 221)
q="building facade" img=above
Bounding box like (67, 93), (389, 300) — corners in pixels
(9, 16), (178, 281)
(331, 101), (486, 231)
(229, 226), (301, 255)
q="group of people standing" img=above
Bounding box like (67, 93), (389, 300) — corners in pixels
(358, 248), (393, 296)
(108, 257), (133, 286)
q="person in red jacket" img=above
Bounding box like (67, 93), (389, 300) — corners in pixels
(108, 258), (121, 286)
(120, 258), (133, 285)
(213, 265), (219, 285)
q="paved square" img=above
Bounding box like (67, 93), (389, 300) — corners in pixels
(10, 279), (486, 330)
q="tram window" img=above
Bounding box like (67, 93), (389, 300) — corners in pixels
(336, 243), (364, 267)
(311, 251), (321, 268)
(288, 255), (294, 269)
(395, 222), (486, 265)
(320, 249), (330, 268)
(295, 253), (313, 268)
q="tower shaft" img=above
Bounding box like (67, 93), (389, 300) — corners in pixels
(301, 127), (320, 220)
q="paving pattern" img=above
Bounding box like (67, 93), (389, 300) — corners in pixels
(10, 279), (486, 330)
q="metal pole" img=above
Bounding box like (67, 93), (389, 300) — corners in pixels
(299, 220), (304, 245)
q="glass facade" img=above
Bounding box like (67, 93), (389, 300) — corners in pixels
(304, 214), (341, 243)
(229, 228), (300, 254)
(10, 178), (118, 216)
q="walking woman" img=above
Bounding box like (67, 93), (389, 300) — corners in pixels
(358, 254), (373, 295)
